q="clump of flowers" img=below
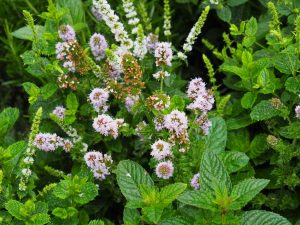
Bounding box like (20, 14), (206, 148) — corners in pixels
(164, 110), (188, 136)
(153, 71), (170, 80)
(33, 133), (74, 152)
(88, 88), (110, 112)
(122, 0), (140, 34)
(155, 160), (174, 179)
(58, 24), (76, 41)
(145, 33), (159, 53)
(146, 93), (170, 111)
(89, 33), (108, 61)
(125, 95), (139, 112)
(190, 173), (200, 190)
(295, 105), (300, 119)
(91, 5), (103, 21)
(155, 42), (173, 67)
(84, 151), (113, 180)
(196, 114), (212, 135)
(92, 114), (124, 139)
(52, 106), (66, 120)
(150, 139), (173, 160)
(57, 74), (79, 90)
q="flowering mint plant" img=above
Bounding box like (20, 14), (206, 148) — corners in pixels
(0, 0), (296, 224)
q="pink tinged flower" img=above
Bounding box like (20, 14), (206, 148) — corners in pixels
(155, 161), (174, 179)
(164, 110), (188, 136)
(125, 95), (139, 112)
(89, 33), (108, 61)
(88, 88), (110, 112)
(91, 5), (103, 21)
(187, 78), (207, 100)
(196, 114), (212, 135)
(154, 117), (165, 131)
(150, 140), (172, 160)
(295, 105), (300, 119)
(58, 25), (76, 41)
(154, 42), (173, 67)
(33, 133), (63, 152)
(62, 139), (73, 152)
(52, 106), (66, 119)
(145, 33), (159, 53)
(92, 114), (123, 139)
(190, 173), (200, 190)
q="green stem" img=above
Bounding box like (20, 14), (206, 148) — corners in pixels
(25, 0), (39, 14)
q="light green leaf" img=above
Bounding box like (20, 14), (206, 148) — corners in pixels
(66, 93), (79, 111)
(158, 216), (192, 225)
(273, 53), (299, 75)
(228, 0), (248, 7)
(53, 180), (72, 199)
(221, 65), (250, 79)
(159, 183), (187, 205)
(11, 25), (45, 40)
(285, 77), (300, 94)
(279, 122), (300, 139)
(142, 206), (164, 224)
(52, 208), (67, 219)
(0, 107), (20, 137)
(30, 213), (50, 225)
(200, 151), (231, 192)
(40, 83), (57, 100)
(250, 100), (281, 121)
(245, 17), (257, 36)
(88, 220), (105, 225)
(241, 50), (253, 66)
(74, 182), (98, 204)
(5, 200), (24, 220)
(239, 210), (292, 225)
(219, 151), (249, 173)
(177, 190), (217, 211)
(116, 160), (154, 202)
(205, 117), (227, 153)
(123, 208), (140, 225)
(241, 92), (257, 109)
(230, 179), (269, 209)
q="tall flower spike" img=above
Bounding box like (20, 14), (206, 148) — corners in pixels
(163, 0), (171, 37)
(122, 0), (140, 34)
(178, 6), (210, 59)
(92, 0), (133, 49)
(133, 24), (147, 59)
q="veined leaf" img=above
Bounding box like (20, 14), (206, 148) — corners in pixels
(204, 117), (227, 153)
(159, 183), (187, 205)
(239, 210), (292, 225)
(219, 151), (249, 174)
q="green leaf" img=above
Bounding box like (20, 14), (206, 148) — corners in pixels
(123, 208), (140, 225)
(52, 208), (68, 219)
(159, 183), (187, 205)
(116, 160), (154, 202)
(30, 213), (50, 225)
(177, 190), (217, 211)
(245, 17), (257, 36)
(169, 95), (185, 111)
(241, 50), (253, 66)
(221, 65), (250, 79)
(158, 217), (192, 225)
(40, 83), (57, 100)
(239, 210), (292, 225)
(5, 200), (24, 220)
(241, 92), (257, 109)
(56, 0), (85, 25)
(88, 220), (105, 225)
(142, 206), (164, 224)
(3, 141), (27, 174)
(273, 53), (299, 75)
(285, 77), (300, 94)
(23, 82), (40, 104)
(66, 93), (79, 111)
(204, 117), (227, 153)
(53, 180), (72, 199)
(228, 0), (248, 7)
(0, 107), (20, 137)
(219, 151), (249, 174)
(242, 36), (256, 47)
(11, 25), (45, 40)
(200, 151), (231, 192)
(226, 115), (254, 130)
(230, 179), (269, 209)
(74, 182), (98, 204)
(217, 5), (231, 23)
(248, 134), (268, 158)
(279, 122), (300, 139)
(250, 100), (280, 121)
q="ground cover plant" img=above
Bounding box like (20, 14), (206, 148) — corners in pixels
(0, 0), (300, 224)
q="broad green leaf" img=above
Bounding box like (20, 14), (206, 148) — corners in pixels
(169, 95), (185, 111)
(30, 213), (50, 225)
(219, 151), (249, 174)
(52, 208), (68, 219)
(66, 93), (79, 111)
(158, 216), (192, 225)
(11, 25), (45, 40)
(226, 115), (254, 130)
(204, 117), (227, 153)
(23, 82), (40, 104)
(41, 83), (57, 100)
(217, 5), (231, 23)
(241, 51), (253, 66)
(53, 180), (72, 199)
(159, 183), (187, 205)
(239, 210), (292, 225)
(74, 182), (98, 204)
(241, 92), (257, 109)
(279, 122), (300, 139)
(250, 100), (280, 121)
(221, 65), (250, 79)
(5, 200), (24, 220)
(56, 0), (85, 25)
(230, 179), (269, 209)
(228, 0), (248, 6)
(245, 17), (257, 36)
(248, 134), (268, 158)
(200, 151), (231, 192)
(142, 206), (164, 224)
(273, 53), (299, 75)
(227, 129), (250, 152)
(0, 107), (19, 137)
(88, 220), (105, 225)
(116, 160), (154, 202)
(123, 208), (140, 225)
(3, 141), (27, 174)
(177, 190), (217, 211)
(285, 77), (300, 94)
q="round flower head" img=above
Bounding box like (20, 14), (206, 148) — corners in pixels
(125, 95), (139, 112)
(190, 173), (200, 190)
(155, 42), (173, 67)
(92, 114), (123, 139)
(62, 139), (73, 152)
(155, 161), (174, 179)
(146, 33), (159, 53)
(164, 110), (188, 136)
(151, 140), (172, 160)
(154, 116), (165, 131)
(88, 88), (110, 112)
(295, 105), (300, 119)
(52, 106), (66, 119)
(89, 33), (108, 60)
(33, 133), (63, 152)
(187, 78), (207, 100)
(59, 25), (76, 41)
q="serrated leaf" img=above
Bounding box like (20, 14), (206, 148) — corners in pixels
(159, 183), (187, 205)
(273, 53), (299, 75)
(285, 77), (300, 94)
(53, 180), (72, 199)
(241, 92), (257, 109)
(250, 100), (280, 121)
(245, 17), (257, 36)
(41, 83), (57, 100)
(66, 93), (78, 111)
(0, 107), (19, 137)
(279, 122), (300, 139)
(248, 134), (268, 158)
(200, 151), (231, 192)
(5, 200), (24, 220)
(52, 208), (67, 219)
(228, 0), (248, 6)
(88, 220), (105, 225)
(177, 190), (217, 211)
(116, 160), (154, 202)
(142, 206), (164, 224)
(221, 65), (250, 79)
(30, 213), (50, 225)
(123, 208), (140, 225)
(241, 50), (253, 66)
(230, 179), (269, 209)
(158, 216), (192, 225)
(11, 25), (45, 40)
(217, 5), (231, 23)
(226, 115), (254, 130)
(219, 151), (249, 174)
(204, 117), (227, 153)
(74, 182), (98, 204)
(3, 141), (27, 174)
(239, 210), (292, 225)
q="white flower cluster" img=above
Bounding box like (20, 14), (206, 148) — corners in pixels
(164, 110), (188, 136)
(92, 0), (133, 49)
(155, 42), (173, 67)
(150, 139), (173, 160)
(84, 151), (113, 180)
(88, 88), (110, 112)
(55, 40), (77, 72)
(92, 114), (124, 139)
(133, 26), (147, 59)
(52, 106), (66, 120)
(33, 133), (73, 152)
(122, 0), (140, 34)
(145, 33), (159, 53)
(153, 71), (170, 80)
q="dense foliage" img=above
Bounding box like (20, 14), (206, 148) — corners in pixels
(1, 0), (300, 224)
